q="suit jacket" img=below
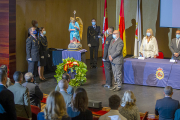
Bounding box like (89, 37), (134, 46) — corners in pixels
(87, 25), (101, 46)
(60, 91), (72, 108)
(39, 35), (48, 57)
(99, 110), (127, 120)
(22, 82), (43, 109)
(155, 97), (179, 120)
(108, 38), (124, 64)
(169, 38), (180, 60)
(0, 85), (17, 120)
(8, 83), (32, 118)
(26, 35), (40, 61)
(103, 34), (113, 61)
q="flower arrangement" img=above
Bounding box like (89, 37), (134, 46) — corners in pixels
(54, 57), (88, 87)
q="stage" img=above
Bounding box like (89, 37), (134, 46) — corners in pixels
(38, 58), (180, 114)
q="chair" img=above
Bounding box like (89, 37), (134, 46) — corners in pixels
(156, 51), (164, 59)
(41, 93), (48, 103)
(142, 111), (148, 120)
(17, 116), (29, 120)
(31, 105), (40, 120)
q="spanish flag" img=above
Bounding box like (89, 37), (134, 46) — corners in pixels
(119, 0), (127, 57)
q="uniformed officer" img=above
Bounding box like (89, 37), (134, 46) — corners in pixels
(26, 27), (40, 82)
(102, 27), (114, 88)
(28, 20), (39, 37)
(38, 27), (48, 81)
(87, 18), (102, 68)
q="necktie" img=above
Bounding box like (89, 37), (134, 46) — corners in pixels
(112, 40), (115, 44)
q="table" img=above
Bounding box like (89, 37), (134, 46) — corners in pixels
(124, 58), (180, 89)
(62, 49), (87, 63)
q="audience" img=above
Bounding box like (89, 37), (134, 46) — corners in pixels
(22, 72), (43, 109)
(119, 90), (140, 120)
(0, 65), (14, 87)
(59, 79), (72, 108)
(99, 94), (127, 120)
(37, 91), (71, 120)
(67, 88), (93, 120)
(0, 68), (16, 120)
(174, 108), (180, 120)
(155, 86), (179, 120)
(55, 73), (74, 95)
(8, 71), (32, 119)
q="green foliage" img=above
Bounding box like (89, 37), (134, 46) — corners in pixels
(54, 57), (88, 87)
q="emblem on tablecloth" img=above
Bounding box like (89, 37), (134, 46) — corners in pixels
(156, 68), (164, 80)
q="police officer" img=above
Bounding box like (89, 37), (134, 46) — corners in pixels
(38, 27), (48, 81)
(87, 18), (102, 68)
(26, 27), (40, 82)
(28, 20), (39, 37)
(102, 27), (114, 88)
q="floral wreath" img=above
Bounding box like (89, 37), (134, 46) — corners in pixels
(54, 57), (88, 87)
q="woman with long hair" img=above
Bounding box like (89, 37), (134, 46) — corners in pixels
(67, 88), (93, 120)
(139, 28), (159, 58)
(119, 90), (140, 120)
(37, 91), (70, 120)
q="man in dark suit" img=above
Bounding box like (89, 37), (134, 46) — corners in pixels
(102, 27), (114, 88)
(8, 71), (32, 119)
(108, 30), (124, 91)
(22, 72), (43, 109)
(87, 18), (101, 68)
(0, 68), (16, 120)
(26, 27), (40, 82)
(155, 86), (179, 120)
(169, 30), (180, 60)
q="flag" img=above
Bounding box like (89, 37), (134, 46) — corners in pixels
(119, 0), (127, 57)
(134, 0), (141, 57)
(101, 0), (108, 67)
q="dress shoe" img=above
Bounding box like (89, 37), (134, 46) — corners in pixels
(103, 84), (109, 87)
(113, 87), (121, 92)
(109, 87), (116, 91)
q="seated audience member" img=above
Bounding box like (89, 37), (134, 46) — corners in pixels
(0, 68), (16, 120)
(99, 95), (127, 120)
(8, 71), (32, 119)
(0, 65), (14, 87)
(67, 88), (93, 120)
(55, 73), (74, 95)
(59, 79), (72, 108)
(22, 72), (43, 109)
(119, 90), (140, 120)
(37, 91), (71, 120)
(155, 86), (179, 120)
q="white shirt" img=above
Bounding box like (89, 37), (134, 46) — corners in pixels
(139, 36), (159, 58)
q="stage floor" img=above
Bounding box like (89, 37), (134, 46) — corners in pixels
(38, 59), (180, 114)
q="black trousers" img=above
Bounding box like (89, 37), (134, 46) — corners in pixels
(28, 61), (38, 80)
(104, 61), (113, 86)
(90, 46), (99, 66)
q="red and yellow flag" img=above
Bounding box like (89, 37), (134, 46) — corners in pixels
(119, 0), (127, 57)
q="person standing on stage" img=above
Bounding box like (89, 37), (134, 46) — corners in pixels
(38, 27), (48, 81)
(28, 20), (39, 37)
(26, 27), (40, 82)
(87, 18), (101, 68)
(108, 30), (124, 91)
(169, 30), (180, 60)
(102, 27), (114, 88)
(139, 28), (159, 58)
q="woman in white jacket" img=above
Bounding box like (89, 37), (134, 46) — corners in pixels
(139, 28), (159, 58)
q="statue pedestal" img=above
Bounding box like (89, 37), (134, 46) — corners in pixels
(68, 42), (82, 51)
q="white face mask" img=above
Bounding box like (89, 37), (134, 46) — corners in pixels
(146, 33), (151, 37)
(43, 31), (46, 35)
(35, 23), (38, 27)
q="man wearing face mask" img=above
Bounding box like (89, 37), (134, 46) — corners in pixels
(108, 30), (124, 91)
(87, 18), (102, 68)
(102, 27), (114, 88)
(26, 27), (40, 82)
(169, 30), (180, 60)
(28, 20), (39, 37)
